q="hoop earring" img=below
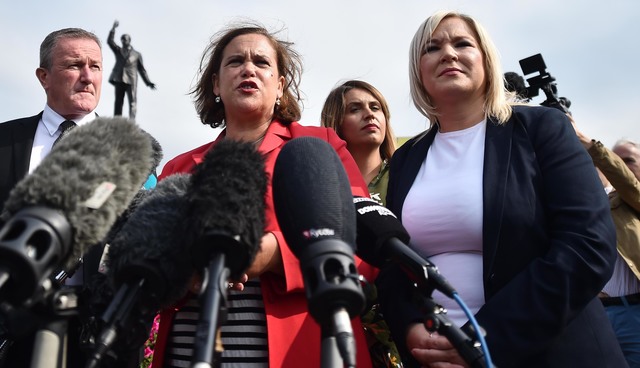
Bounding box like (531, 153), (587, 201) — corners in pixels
(215, 96), (221, 103)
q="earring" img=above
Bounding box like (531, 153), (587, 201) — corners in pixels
(275, 97), (281, 106)
(215, 96), (221, 103)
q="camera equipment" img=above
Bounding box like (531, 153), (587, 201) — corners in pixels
(517, 53), (572, 114)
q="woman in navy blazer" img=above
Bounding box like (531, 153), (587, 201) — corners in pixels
(376, 10), (627, 368)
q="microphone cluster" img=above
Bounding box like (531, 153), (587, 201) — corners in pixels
(0, 117), (156, 312)
(0, 119), (482, 367)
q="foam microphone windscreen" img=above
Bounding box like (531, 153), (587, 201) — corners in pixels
(101, 189), (154, 248)
(272, 136), (357, 255)
(147, 133), (163, 173)
(186, 139), (267, 279)
(353, 197), (410, 268)
(1, 117), (154, 272)
(107, 173), (193, 310)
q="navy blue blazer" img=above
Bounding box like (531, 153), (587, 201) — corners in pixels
(0, 113), (41, 211)
(377, 105), (627, 367)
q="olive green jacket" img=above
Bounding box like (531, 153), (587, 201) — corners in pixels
(589, 140), (640, 280)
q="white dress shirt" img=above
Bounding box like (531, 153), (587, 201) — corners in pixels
(28, 104), (98, 173)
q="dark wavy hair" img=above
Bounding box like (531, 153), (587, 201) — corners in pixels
(191, 20), (303, 128)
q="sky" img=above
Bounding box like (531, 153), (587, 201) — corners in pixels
(2, 1), (639, 171)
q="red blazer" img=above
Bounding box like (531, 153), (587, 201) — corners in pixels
(152, 120), (376, 367)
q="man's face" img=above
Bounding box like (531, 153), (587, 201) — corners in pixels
(613, 143), (640, 180)
(36, 37), (103, 119)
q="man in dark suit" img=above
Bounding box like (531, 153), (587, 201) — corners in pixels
(0, 27), (103, 212)
(0, 27), (103, 368)
(108, 20), (156, 120)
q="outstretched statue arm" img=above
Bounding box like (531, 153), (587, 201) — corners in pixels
(107, 20), (119, 52)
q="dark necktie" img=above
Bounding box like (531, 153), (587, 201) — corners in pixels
(52, 120), (77, 148)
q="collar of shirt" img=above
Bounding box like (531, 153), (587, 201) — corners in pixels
(42, 104), (98, 137)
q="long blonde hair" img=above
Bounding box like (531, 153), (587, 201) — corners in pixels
(409, 10), (513, 126)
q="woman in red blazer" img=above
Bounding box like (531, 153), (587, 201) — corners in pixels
(151, 20), (376, 368)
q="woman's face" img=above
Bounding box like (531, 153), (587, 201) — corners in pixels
(213, 33), (284, 123)
(340, 88), (386, 151)
(419, 17), (486, 105)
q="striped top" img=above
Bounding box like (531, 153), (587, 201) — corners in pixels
(164, 279), (268, 367)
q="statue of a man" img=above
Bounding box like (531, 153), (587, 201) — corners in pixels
(108, 20), (156, 119)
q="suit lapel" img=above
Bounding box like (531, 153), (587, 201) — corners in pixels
(13, 114), (40, 181)
(394, 128), (436, 220)
(482, 117), (513, 280)
(0, 113), (40, 208)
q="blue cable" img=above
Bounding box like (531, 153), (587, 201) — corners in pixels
(453, 292), (494, 368)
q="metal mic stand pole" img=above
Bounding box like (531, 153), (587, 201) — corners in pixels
(306, 241), (361, 368)
(30, 286), (80, 368)
(320, 325), (343, 368)
(191, 254), (229, 368)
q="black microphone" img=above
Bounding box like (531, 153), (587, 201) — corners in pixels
(353, 197), (457, 298)
(0, 117), (154, 308)
(76, 189), (155, 345)
(185, 139), (267, 368)
(85, 173), (194, 368)
(353, 199), (492, 367)
(272, 136), (365, 368)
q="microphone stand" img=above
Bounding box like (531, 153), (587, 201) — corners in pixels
(300, 240), (364, 368)
(320, 323), (345, 368)
(190, 232), (238, 368)
(85, 279), (144, 368)
(30, 258), (85, 368)
(15, 284), (79, 368)
(191, 253), (229, 368)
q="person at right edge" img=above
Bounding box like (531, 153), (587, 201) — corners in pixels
(375, 9), (627, 368)
(572, 118), (640, 368)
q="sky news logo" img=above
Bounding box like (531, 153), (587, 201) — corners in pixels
(302, 228), (336, 239)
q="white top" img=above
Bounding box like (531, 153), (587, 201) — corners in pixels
(28, 104), (97, 173)
(600, 185), (640, 297)
(402, 120), (487, 326)
(602, 251), (640, 297)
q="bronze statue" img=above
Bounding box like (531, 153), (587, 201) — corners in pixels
(108, 20), (156, 119)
